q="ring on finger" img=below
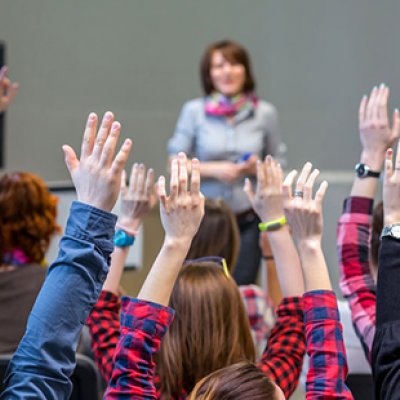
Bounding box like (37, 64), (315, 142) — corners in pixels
(294, 190), (304, 198)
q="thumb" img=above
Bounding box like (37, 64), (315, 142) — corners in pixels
(392, 109), (400, 140)
(62, 145), (79, 175)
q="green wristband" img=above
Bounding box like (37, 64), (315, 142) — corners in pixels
(258, 216), (287, 232)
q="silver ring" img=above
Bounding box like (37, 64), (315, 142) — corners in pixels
(294, 190), (304, 198)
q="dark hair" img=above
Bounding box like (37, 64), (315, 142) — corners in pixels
(186, 198), (240, 272)
(189, 361), (278, 400)
(0, 172), (61, 263)
(371, 201), (383, 267)
(200, 40), (256, 95)
(157, 263), (255, 398)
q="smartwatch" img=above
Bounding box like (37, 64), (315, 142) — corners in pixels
(381, 224), (400, 240)
(355, 163), (380, 179)
(114, 229), (135, 247)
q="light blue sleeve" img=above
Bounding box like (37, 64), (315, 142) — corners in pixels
(1, 201), (117, 400)
(167, 101), (198, 156)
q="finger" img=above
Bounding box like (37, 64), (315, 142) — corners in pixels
(145, 168), (155, 199)
(158, 176), (167, 210)
(315, 180), (328, 210)
(396, 138), (400, 172)
(169, 157), (179, 201)
(380, 84), (389, 122)
(275, 162), (283, 187)
(100, 121), (121, 167)
(282, 169), (298, 200)
(80, 113), (98, 159)
(295, 162), (313, 193)
(62, 145), (79, 175)
(111, 138), (132, 176)
(265, 155), (273, 187)
(129, 163), (139, 194)
(190, 158), (201, 199)
(137, 164), (146, 196)
(303, 169), (320, 202)
(392, 109), (400, 140)
(178, 152), (188, 197)
(366, 86), (378, 121)
(120, 169), (127, 194)
(359, 94), (368, 124)
(243, 177), (255, 203)
(0, 66), (7, 83)
(256, 159), (266, 195)
(7, 82), (18, 102)
(386, 148), (394, 181)
(376, 83), (388, 122)
(92, 111), (114, 160)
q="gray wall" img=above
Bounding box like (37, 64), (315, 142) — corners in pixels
(0, 1), (397, 292)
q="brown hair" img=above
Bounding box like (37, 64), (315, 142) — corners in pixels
(189, 361), (278, 400)
(0, 172), (61, 263)
(156, 262), (255, 398)
(371, 201), (383, 268)
(186, 198), (240, 272)
(200, 40), (256, 95)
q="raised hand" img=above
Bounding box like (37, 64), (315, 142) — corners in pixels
(359, 84), (400, 159)
(244, 155), (284, 221)
(63, 111), (132, 212)
(117, 163), (157, 233)
(282, 162), (328, 246)
(158, 152), (204, 244)
(0, 66), (19, 112)
(383, 143), (400, 226)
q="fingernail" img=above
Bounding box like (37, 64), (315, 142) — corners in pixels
(112, 122), (121, 131)
(105, 111), (113, 121)
(124, 138), (131, 146)
(380, 83), (385, 88)
(395, 108), (399, 114)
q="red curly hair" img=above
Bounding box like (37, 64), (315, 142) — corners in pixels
(0, 172), (61, 264)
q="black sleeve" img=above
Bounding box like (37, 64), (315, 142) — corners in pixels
(372, 236), (400, 399)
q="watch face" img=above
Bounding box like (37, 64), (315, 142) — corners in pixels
(392, 225), (400, 238)
(356, 163), (367, 177)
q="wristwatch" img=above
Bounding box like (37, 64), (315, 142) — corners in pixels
(114, 229), (135, 247)
(355, 163), (380, 179)
(381, 224), (400, 240)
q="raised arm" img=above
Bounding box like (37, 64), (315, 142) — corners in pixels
(2, 112), (132, 399)
(338, 84), (399, 360)
(87, 163), (156, 381)
(0, 66), (18, 113)
(283, 163), (353, 399)
(245, 156), (305, 398)
(104, 152), (205, 399)
(372, 143), (400, 399)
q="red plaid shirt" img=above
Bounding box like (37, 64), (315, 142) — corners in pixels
(304, 290), (353, 399)
(337, 196), (376, 362)
(88, 292), (304, 398)
(103, 298), (174, 399)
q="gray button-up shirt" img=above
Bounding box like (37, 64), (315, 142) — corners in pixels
(168, 98), (285, 213)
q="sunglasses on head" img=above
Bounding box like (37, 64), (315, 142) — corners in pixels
(184, 256), (230, 278)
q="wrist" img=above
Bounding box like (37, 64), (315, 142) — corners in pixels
(116, 218), (142, 234)
(163, 235), (192, 252)
(296, 238), (322, 254)
(384, 215), (400, 226)
(360, 150), (385, 171)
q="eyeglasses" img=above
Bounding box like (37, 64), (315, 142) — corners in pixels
(184, 256), (230, 278)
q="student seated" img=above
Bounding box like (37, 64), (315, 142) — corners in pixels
(1, 111), (132, 398)
(0, 171), (60, 353)
(102, 156), (352, 399)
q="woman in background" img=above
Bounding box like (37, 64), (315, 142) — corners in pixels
(0, 172), (60, 353)
(168, 39), (285, 285)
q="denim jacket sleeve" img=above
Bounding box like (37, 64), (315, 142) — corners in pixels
(1, 201), (117, 400)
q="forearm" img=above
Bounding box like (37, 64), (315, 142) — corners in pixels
(350, 150), (385, 198)
(138, 237), (191, 306)
(103, 247), (130, 295)
(199, 161), (225, 178)
(298, 241), (332, 292)
(2, 202), (116, 399)
(267, 226), (304, 297)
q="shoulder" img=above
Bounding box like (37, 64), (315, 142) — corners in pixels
(180, 98), (205, 114)
(256, 100), (278, 117)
